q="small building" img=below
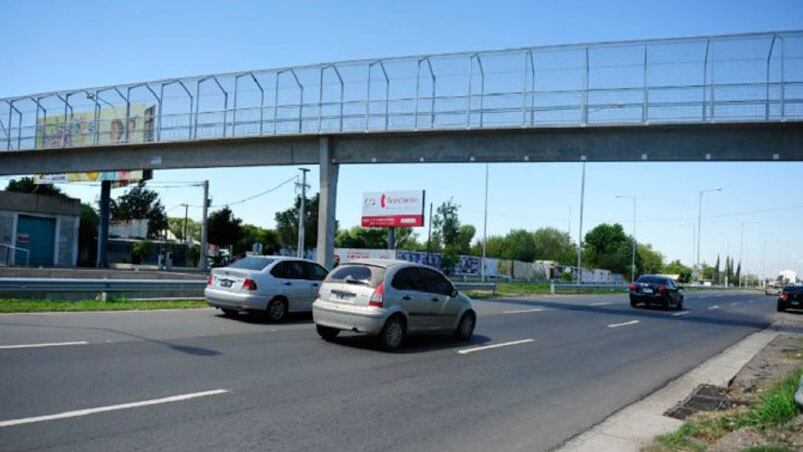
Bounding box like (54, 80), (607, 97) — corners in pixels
(0, 191), (80, 266)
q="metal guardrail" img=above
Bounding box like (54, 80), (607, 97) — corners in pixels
(550, 282), (627, 294)
(454, 282), (497, 293)
(0, 278), (206, 293)
(1, 30), (801, 152)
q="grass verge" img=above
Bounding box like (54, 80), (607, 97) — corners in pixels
(654, 367), (803, 451)
(495, 282), (627, 296)
(0, 298), (208, 313)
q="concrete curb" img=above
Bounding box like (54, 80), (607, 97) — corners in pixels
(558, 327), (778, 452)
(795, 375), (803, 409)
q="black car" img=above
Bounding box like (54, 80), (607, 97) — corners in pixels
(777, 285), (803, 312)
(629, 275), (684, 310)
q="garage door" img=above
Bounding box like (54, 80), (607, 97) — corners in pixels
(16, 215), (56, 267)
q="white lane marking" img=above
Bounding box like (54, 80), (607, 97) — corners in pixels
(590, 302), (615, 306)
(607, 320), (640, 328)
(457, 339), (534, 355)
(502, 308), (545, 315)
(672, 311), (691, 316)
(708, 305), (720, 310)
(0, 389), (229, 428)
(0, 341), (88, 350)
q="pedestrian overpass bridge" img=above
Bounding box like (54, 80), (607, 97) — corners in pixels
(1, 30), (801, 267)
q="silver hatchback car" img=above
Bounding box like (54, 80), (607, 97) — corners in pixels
(206, 256), (328, 322)
(312, 259), (476, 350)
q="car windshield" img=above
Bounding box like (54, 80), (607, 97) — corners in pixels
(783, 286), (803, 294)
(227, 257), (275, 271)
(325, 264), (386, 287)
(636, 276), (667, 285)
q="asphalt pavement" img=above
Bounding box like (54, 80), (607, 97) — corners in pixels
(0, 290), (787, 451)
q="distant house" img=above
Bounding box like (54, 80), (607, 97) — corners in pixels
(0, 191), (80, 266)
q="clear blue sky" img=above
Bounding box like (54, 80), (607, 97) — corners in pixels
(1, 0), (802, 277)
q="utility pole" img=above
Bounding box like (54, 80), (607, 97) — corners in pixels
(296, 168), (310, 258)
(96, 180), (112, 268)
(426, 203), (433, 264)
(199, 180), (209, 272)
(481, 163), (489, 282)
(576, 161), (586, 284)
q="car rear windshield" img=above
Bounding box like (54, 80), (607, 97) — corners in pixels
(783, 286), (803, 294)
(227, 257), (275, 271)
(325, 264), (386, 287)
(636, 276), (668, 285)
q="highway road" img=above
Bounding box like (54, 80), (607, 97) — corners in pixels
(0, 291), (784, 451)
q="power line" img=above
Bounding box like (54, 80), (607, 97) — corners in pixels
(219, 175), (298, 207)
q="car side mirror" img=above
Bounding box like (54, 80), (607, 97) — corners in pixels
(450, 288), (459, 298)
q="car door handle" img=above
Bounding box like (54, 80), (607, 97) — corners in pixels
(284, 282), (292, 286)
(430, 297), (439, 302)
(311, 283), (319, 287)
(402, 295), (412, 301)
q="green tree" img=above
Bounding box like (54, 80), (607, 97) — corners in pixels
(638, 243), (664, 275)
(531, 227), (576, 264)
(168, 217), (201, 242)
(207, 206), (243, 248)
(4, 177), (68, 198)
(336, 226), (388, 249)
(664, 259), (693, 283)
(583, 223), (634, 277)
(735, 262), (742, 285)
(110, 182), (168, 239)
(454, 225), (476, 255)
(78, 203), (99, 266)
(432, 199), (462, 273)
(235, 224), (281, 255)
(714, 255), (721, 285)
(275, 193), (320, 252)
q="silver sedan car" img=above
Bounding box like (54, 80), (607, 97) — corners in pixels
(205, 256), (328, 322)
(312, 259), (476, 350)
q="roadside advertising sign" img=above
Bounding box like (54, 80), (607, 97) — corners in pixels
(361, 190), (425, 227)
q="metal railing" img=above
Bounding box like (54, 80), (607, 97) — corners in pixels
(1, 30), (801, 152)
(454, 282), (497, 293)
(0, 244), (30, 267)
(0, 278), (205, 293)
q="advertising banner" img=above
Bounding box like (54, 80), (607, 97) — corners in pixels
(361, 190), (425, 227)
(34, 169), (147, 184)
(35, 104), (155, 148)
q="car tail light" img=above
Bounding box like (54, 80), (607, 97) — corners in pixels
(658, 284), (669, 296)
(207, 275), (213, 286)
(242, 278), (258, 291)
(369, 282), (384, 308)
(780, 293), (788, 301)
(628, 284), (637, 291)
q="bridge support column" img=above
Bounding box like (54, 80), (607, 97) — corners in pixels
(96, 180), (111, 268)
(316, 136), (338, 269)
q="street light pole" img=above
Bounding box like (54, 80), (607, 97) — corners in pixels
(696, 187), (722, 280)
(616, 195), (637, 282)
(576, 161), (586, 284)
(481, 163), (489, 283)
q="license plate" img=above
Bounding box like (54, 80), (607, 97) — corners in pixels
(219, 280), (233, 288)
(642, 288), (653, 294)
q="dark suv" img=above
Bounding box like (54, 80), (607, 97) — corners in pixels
(629, 275), (684, 310)
(777, 285), (803, 312)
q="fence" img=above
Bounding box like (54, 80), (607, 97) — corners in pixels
(2, 31), (801, 152)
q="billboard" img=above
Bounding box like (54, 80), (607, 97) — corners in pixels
(34, 170), (148, 184)
(361, 190), (425, 227)
(35, 104), (155, 148)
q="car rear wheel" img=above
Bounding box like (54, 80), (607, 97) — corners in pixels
(677, 297), (684, 311)
(454, 312), (476, 341)
(221, 308), (238, 317)
(777, 301), (785, 312)
(266, 298), (288, 323)
(378, 316), (405, 351)
(316, 324), (340, 341)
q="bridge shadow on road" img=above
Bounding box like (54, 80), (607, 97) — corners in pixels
(481, 297), (803, 335)
(0, 321), (221, 357)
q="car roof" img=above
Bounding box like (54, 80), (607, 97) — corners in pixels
(344, 258), (417, 269)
